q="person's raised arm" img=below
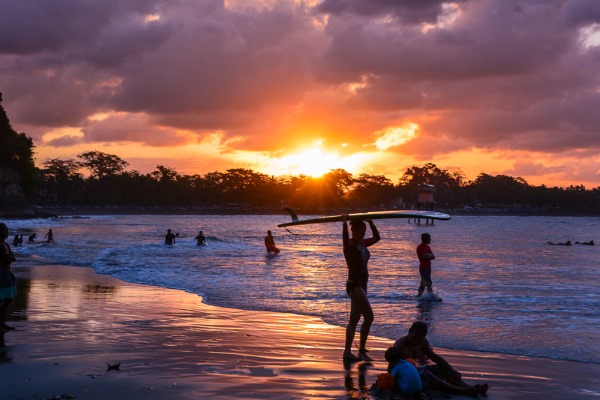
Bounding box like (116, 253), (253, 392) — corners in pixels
(366, 219), (380, 245)
(342, 215), (350, 250)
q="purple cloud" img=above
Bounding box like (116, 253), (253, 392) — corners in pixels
(0, 0), (599, 186)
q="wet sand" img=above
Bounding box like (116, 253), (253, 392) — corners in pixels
(1, 265), (598, 399)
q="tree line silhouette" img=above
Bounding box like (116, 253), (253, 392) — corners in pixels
(1, 97), (599, 214)
(35, 155), (600, 214)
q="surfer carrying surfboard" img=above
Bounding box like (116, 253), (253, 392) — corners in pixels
(342, 216), (380, 362)
(417, 233), (435, 297)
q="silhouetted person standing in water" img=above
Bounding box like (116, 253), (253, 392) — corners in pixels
(44, 229), (54, 243)
(195, 231), (206, 246)
(165, 229), (177, 245)
(417, 233), (435, 297)
(342, 217), (380, 362)
(264, 230), (280, 254)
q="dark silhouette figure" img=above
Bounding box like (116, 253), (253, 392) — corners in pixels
(394, 322), (488, 396)
(165, 229), (177, 245)
(417, 233), (435, 297)
(44, 229), (54, 243)
(547, 240), (571, 246)
(264, 230), (280, 254)
(342, 217), (380, 362)
(195, 231), (206, 246)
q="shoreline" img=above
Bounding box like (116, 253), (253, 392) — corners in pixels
(2, 204), (600, 218)
(2, 264), (599, 399)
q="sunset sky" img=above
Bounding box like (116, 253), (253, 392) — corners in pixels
(1, 0), (600, 187)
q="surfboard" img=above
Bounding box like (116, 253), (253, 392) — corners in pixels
(277, 208), (451, 227)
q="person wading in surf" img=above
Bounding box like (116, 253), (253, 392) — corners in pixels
(342, 217), (380, 362)
(417, 233), (435, 297)
(264, 230), (280, 254)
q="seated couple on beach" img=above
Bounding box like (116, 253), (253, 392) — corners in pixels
(374, 322), (488, 399)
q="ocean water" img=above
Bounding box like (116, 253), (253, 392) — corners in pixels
(6, 214), (600, 364)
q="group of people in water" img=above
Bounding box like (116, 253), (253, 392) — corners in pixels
(10, 230), (53, 247)
(164, 229), (206, 246)
(547, 240), (595, 246)
(163, 229), (277, 252)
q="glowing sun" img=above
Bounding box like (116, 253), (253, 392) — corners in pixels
(277, 148), (342, 177)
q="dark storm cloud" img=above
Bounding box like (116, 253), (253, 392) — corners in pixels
(0, 0), (163, 55)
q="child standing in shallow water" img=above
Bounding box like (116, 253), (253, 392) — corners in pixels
(416, 233), (434, 297)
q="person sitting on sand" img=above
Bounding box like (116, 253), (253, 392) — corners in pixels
(195, 231), (206, 246)
(394, 322), (488, 397)
(575, 240), (595, 245)
(264, 230), (280, 254)
(385, 346), (423, 398)
(165, 229), (177, 245)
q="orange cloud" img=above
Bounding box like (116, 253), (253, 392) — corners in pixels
(1, 0), (599, 188)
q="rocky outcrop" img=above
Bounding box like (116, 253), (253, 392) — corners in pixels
(1, 93), (35, 214)
(0, 167), (27, 213)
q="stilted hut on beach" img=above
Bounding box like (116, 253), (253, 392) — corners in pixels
(411, 184), (436, 224)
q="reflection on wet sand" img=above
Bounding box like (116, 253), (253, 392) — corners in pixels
(344, 361), (372, 399)
(1, 264), (598, 400)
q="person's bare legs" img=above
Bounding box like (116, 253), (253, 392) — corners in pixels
(0, 299), (14, 330)
(426, 372), (485, 396)
(344, 287), (374, 361)
(344, 297), (361, 360)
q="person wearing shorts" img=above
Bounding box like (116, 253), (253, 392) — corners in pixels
(416, 233), (434, 297)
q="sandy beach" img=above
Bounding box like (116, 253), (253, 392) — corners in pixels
(1, 265), (598, 400)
